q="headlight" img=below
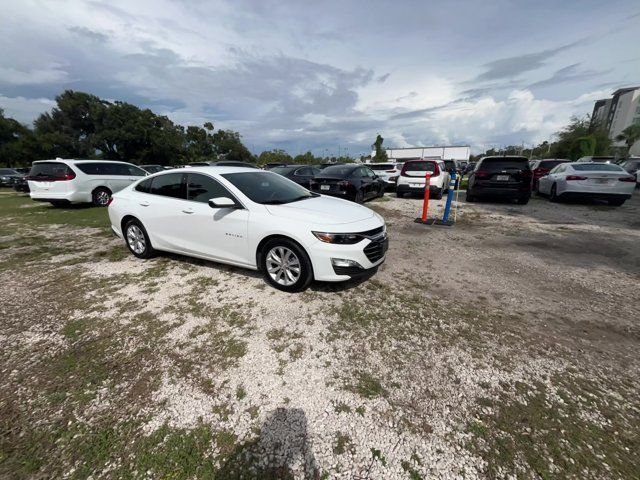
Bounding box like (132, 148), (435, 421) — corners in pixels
(312, 231), (362, 244)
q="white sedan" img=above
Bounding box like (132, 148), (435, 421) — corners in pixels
(537, 162), (636, 206)
(108, 167), (388, 291)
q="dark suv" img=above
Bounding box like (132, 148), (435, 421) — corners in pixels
(466, 156), (532, 204)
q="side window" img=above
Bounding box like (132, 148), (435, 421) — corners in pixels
(76, 163), (101, 175)
(295, 167), (311, 176)
(187, 173), (233, 203)
(150, 173), (185, 199)
(365, 168), (375, 177)
(135, 178), (153, 193)
(351, 168), (364, 178)
(111, 163), (131, 175)
(127, 165), (147, 176)
(311, 167), (321, 175)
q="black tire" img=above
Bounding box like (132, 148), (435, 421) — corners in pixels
(433, 188), (443, 200)
(608, 198), (625, 206)
(261, 238), (313, 292)
(466, 191), (475, 202)
(549, 184), (560, 203)
(396, 191), (404, 198)
(92, 187), (112, 207)
(354, 189), (364, 203)
(516, 196), (530, 205)
(123, 219), (155, 259)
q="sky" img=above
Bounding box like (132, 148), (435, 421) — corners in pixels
(1, 0), (639, 156)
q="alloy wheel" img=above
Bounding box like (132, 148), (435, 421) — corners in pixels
(126, 225), (147, 255)
(266, 246), (301, 286)
(95, 190), (110, 206)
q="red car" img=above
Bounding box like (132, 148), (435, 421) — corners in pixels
(530, 159), (570, 191)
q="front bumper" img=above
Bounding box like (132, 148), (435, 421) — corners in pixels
(309, 236), (388, 282)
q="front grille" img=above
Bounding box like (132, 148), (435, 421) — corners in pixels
(363, 237), (389, 263)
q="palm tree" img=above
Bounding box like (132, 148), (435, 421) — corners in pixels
(615, 125), (640, 149)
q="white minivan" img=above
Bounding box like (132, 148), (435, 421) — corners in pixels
(28, 159), (148, 207)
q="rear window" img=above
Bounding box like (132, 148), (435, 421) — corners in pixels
(590, 157), (614, 162)
(404, 161), (437, 172)
(0, 169), (19, 175)
(321, 165), (357, 176)
(479, 158), (530, 172)
(29, 162), (74, 179)
(369, 164), (395, 170)
(271, 166), (297, 175)
(150, 173), (185, 198)
(572, 164), (624, 172)
(538, 160), (569, 169)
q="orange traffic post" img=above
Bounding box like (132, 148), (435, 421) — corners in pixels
(414, 172), (436, 225)
(421, 172), (431, 222)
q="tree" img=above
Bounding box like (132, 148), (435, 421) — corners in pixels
(257, 149), (293, 165)
(292, 151), (321, 164)
(212, 130), (254, 162)
(615, 125), (640, 150)
(0, 108), (38, 167)
(372, 134), (388, 162)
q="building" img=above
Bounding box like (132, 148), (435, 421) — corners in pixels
(370, 145), (471, 162)
(590, 87), (640, 151)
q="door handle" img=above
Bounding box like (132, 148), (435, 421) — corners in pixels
(182, 208), (194, 214)
(139, 201), (150, 207)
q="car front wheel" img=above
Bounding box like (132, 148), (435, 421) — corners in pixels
(262, 238), (313, 292)
(92, 187), (112, 207)
(549, 184), (560, 202)
(124, 219), (155, 259)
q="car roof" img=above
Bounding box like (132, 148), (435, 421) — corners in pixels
(174, 166), (267, 175)
(33, 159), (134, 165)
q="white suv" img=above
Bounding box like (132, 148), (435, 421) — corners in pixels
(395, 159), (450, 199)
(28, 159), (148, 207)
(367, 162), (404, 189)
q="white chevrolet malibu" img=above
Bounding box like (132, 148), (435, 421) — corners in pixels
(108, 167), (388, 291)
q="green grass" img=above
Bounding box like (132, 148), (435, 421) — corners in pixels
(350, 371), (387, 399)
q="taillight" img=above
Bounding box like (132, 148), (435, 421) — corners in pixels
(619, 176), (636, 182)
(566, 175), (587, 181)
(54, 172), (76, 181)
(338, 180), (351, 188)
(400, 164), (408, 176)
(107, 196), (114, 206)
(521, 170), (532, 178)
(475, 170), (490, 179)
(432, 163), (440, 176)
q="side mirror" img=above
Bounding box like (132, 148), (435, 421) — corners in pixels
(208, 197), (237, 208)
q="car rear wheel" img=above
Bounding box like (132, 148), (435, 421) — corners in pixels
(396, 191), (404, 198)
(262, 238), (313, 292)
(465, 191), (475, 202)
(92, 187), (112, 207)
(549, 184), (560, 202)
(124, 219), (155, 259)
(516, 196), (530, 205)
(433, 188), (443, 200)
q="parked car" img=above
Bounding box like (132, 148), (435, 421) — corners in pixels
(14, 167), (31, 175)
(108, 167), (388, 292)
(395, 159), (450, 199)
(140, 164), (165, 174)
(530, 158), (571, 191)
(0, 168), (24, 188)
(576, 156), (616, 164)
(463, 162), (476, 175)
(28, 159), (148, 207)
(443, 160), (457, 174)
(270, 165), (322, 188)
(537, 162), (636, 206)
(13, 175), (30, 193)
(466, 156), (531, 204)
(367, 163), (404, 190)
(310, 164), (386, 203)
(619, 157), (640, 188)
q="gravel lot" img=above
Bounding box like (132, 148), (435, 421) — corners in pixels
(1, 190), (638, 479)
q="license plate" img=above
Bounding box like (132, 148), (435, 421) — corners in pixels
(496, 175), (510, 181)
(410, 183), (424, 188)
(595, 179), (609, 184)
(320, 184), (330, 191)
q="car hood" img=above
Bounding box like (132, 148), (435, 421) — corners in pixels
(265, 195), (375, 225)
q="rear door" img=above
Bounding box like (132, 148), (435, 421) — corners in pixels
(27, 162), (76, 196)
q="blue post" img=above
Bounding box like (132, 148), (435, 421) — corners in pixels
(442, 172), (456, 223)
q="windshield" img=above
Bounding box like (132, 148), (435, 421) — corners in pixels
(369, 164), (394, 170)
(29, 162), (74, 179)
(480, 158), (530, 172)
(222, 171), (315, 204)
(572, 164), (624, 172)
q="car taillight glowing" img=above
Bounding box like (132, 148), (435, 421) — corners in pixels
(619, 176), (636, 182)
(566, 175), (588, 181)
(475, 170), (490, 179)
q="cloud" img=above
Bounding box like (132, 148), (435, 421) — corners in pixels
(67, 26), (110, 43)
(0, 95), (56, 125)
(528, 63), (612, 89)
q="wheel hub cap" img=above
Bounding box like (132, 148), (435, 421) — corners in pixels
(266, 246), (301, 286)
